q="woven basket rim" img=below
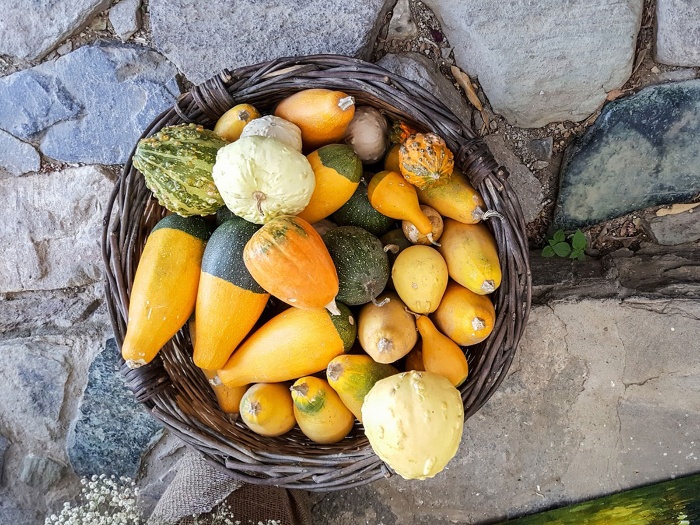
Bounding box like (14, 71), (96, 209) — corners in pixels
(102, 53), (532, 491)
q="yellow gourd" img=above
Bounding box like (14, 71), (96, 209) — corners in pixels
(213, 104), (261, 142)
(383, 144), (401, 173)
(433, 280), (496, 346)
(358, 291), (417, 363)
(367, 171), (433, 236)
(416, 169), (486, 224)
(438, 219), (502, 294)
(291, 377), (355, 444)
(239, 383), (296, 437)
(391, 245), (448, 314)
(202, 370), (248, 414)
(121, 215), (209, 368)
(326, 355), (398, 422)
(404, 342), (425, 371)
(416, 315), (469, 387)
(217, 303), (356, 387)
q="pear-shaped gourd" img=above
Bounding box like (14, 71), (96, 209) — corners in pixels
(367, 171), (433, 236)
(416, 315), (468, 387)
(291, 376), (355, 444)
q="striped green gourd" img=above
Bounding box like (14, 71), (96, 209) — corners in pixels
(133, 123), (228, 217)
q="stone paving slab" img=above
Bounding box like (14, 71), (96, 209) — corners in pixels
(312, 298), (700, 524)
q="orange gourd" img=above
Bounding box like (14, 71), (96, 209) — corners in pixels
(275, 88), (355, 150)
(202, 370), (248, 414)
(404, 341), (425, 372)
(367, 171), (433, 236)
(416, 315), (469, 387)
(399, 133), (454, 189)
(243, 215), (340, 314)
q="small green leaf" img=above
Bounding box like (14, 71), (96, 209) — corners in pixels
(570, 248), (582, 259)
(553, 229), (566, 243)
(572, 229), (587, 250)
(553, 242), (571, 257)
(542, 246), (555, 257)
(576, 252), (586, 261)
(549, 239), (559, 247)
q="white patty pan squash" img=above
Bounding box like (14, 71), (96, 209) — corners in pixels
(361, 370), (464, 480)
(240, 115), (303, 151)
(213, 136), (315, 224)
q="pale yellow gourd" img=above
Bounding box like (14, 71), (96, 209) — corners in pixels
(239, 115), (303, 151)
(391, 245), (448, 314)
(362, 371), (464, 480)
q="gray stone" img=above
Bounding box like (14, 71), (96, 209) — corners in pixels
(554, 80), (700, 228)
(0, 285), (107, 339)
(0, 498), (38, 525)
(649, 209), (700, 245)
(377, 52), (471, 125)
(0, 43), (179, 164)
(0, 166), (114, 293)
(484, 134), (544, 223)
(528, 137), (554, 161)
(68, 339), (163, 478)
(19, 455), (64, 490)
(0, 129), (40, 176)
(0, 337), (71, 442)
(313, 299), (700, 524)
(0, 0), (111, 60)
(150, 0), (392, 84)
(110, 0), (142, 41)
(532, 160), (549, 171)
(0, 434), (8, 476)
(656, 0), (700, 66)
(658, 69), (698, 83)
(387, 0), (418, 40)
(422, 0), (643, 127)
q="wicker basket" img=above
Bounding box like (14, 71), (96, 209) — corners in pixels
(102, 54), (532, 491)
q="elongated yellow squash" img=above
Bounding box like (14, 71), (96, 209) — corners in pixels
(416, 169), (485, 224)
(121, 214), (210, 368)
(217, 303), (356, 387)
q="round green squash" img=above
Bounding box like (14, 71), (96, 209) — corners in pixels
(322, 226), (389, 306)
(331, 178), (396, 236)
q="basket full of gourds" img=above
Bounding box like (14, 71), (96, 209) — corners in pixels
(102, 54), (531, 490)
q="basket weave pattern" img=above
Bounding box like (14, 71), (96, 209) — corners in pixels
(102, 55), (532, 491)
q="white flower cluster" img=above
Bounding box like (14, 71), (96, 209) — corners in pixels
(45, 474), (141, 525)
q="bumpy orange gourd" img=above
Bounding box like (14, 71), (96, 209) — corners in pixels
(416, 315), (469, 387)
(367, 171), (433, 235)
(399, 133), (454, 189)
(433, 280), (496, 346)
(243, 215), (340, 313)
(275, 88), (356, 150)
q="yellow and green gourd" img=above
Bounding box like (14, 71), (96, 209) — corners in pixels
(291, 376), (355, 444)
(193, 216), (270, 371)
(121, 214), (210, 368)
(133, 123), (228, 216)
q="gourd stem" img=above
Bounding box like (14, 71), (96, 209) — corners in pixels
(383, 244), (400, 254)
(472, 207), (486, 221)
(325, 300), (341, 316)
(403, 306), (420, 319)
(338, 96), (355, 111)
(372, 296), (390, 307)
(252, 191), (267, 216)
(290, 383), (309, 396)
(481, 280), (496, 294)
(327, 363), (342, 382)
(427, 233), (441, 247)
(472, 317), (486, 331)
(208, 375), (223, 386)
(482, 209), (504, 221)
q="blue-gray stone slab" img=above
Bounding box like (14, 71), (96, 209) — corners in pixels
(0, 42), (179, 165)
(554, 80), (700, 229)
(0, 129), (41, 176)
(68, 338), (163, 478)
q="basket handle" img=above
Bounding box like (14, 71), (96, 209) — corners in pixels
(457, 137), (509, 190)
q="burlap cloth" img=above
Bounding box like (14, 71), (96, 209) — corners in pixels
(148, 451), (311, 525)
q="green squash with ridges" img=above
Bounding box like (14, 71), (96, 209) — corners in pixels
(134, 123), (228, 217)
(322, 226), (389, 306)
